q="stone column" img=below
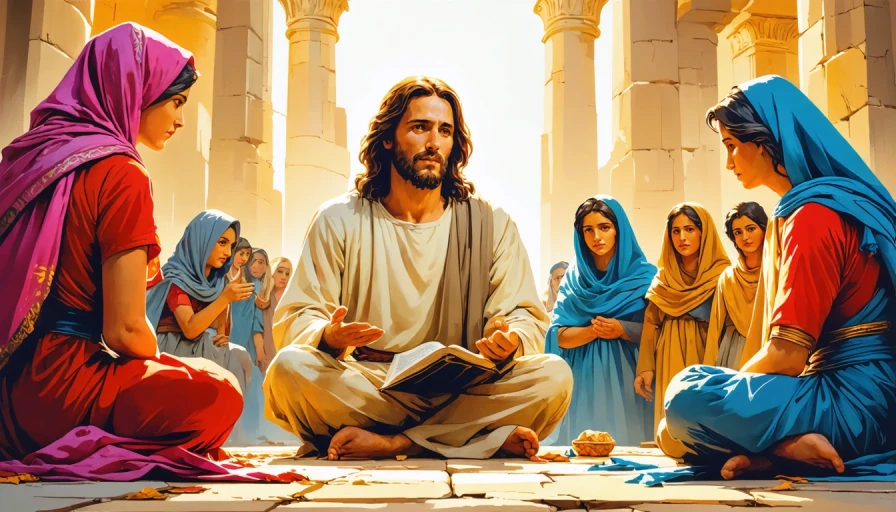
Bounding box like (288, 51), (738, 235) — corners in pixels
(534, 0), (605, 281)
(678, 2), (741, 236)
(609, 0), (684, 262)
(208, 0), (281, 256)
(0, 0), (95, 149)
(279, 0), (350, 262)
(799, 0), (896, 193)
(135, 0), (217, 260)
(714, 0), (798, 234)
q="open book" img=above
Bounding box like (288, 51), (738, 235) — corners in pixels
(379, 341), (505, 396)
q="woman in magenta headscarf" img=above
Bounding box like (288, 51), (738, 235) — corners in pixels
(0, 23), (241, 459)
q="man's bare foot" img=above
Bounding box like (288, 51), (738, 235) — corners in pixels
(497, 426), (545, 462)
(326, 427), (423, 460)
(772, 433), (845, 474)
(720, 454), (772, 480)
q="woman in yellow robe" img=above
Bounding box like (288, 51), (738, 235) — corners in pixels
(703, 202), (767, 369)
(634, 203), (730, 431)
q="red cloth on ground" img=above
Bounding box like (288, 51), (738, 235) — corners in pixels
(0, 156), (242, 460)
(770, 202), (881, 341)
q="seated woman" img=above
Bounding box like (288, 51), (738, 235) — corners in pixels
(703, 202), (767, 369)
(546, 196), (655, 446)
(148, 210), (255, 392)
(0, 23), (241, 459)
(659, 75), (896, 480)
(634, 203), (730, 432)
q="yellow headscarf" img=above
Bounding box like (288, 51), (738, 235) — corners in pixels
(703, 252), (761, 366)
(646, 203), (731, 317)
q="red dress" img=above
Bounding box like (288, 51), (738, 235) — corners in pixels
(770, 202), (881, 344)
(0, 156), (242, 459)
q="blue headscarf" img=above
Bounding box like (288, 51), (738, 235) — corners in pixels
(146, 209), (240, 328)
(546, 196), (657, 353)
(739, 75), (896, 286)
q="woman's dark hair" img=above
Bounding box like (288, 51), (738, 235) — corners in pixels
(724, 201), (768, 242)
(574, 198), (618, 237)
(666, 205), (703, 242)
(706, 88), (786, 178)
(149, 62), (198, 107)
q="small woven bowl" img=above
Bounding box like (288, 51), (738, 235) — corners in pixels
(571, 439), (616, 457)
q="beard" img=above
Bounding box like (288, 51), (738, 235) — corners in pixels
(393, 145), (446, 191)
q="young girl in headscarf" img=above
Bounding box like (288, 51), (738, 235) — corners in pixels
(660, 75), (896, 481)
(230, 247), (267, 444)
(542, 261), (569, 313)
(703, 202), (767, 369)
(634, 203), (730, 431)
(0, 23), (240, 459)
(147, 210), (255, 392)
(546, 196), (655, 446)
(256, 257), (299, 443)
(259, 256), (292, 373)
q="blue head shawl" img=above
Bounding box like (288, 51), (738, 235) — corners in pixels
(739, 75), (896, 286)
(146, 209), (240, 328)
(546, 195), (657, 354)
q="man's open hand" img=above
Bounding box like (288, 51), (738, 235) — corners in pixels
(322, 306), (385, 351)
(475, 320), (520, 363)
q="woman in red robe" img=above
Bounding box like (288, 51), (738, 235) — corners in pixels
(0, 23), (241, 460)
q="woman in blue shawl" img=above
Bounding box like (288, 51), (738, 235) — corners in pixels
(228, 246), (267, 444)
(147, 210), (255, 393)
(545, 196), (656, 446)
(658, 75), (896, 481)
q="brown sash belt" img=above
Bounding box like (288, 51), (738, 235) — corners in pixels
(352, 345), (396, 362)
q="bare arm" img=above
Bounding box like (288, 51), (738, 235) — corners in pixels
(101, 247), (158, 359)
(558, 326), (598, 349)
(740, 336), (810, 376)
(172, 295), (231, 340)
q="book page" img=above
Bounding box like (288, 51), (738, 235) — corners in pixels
(384, 341), (444, 385)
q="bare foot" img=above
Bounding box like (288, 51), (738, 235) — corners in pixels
(772, 433), (846, 474)
(497, 427), (545, 462)
(720, 454), (772, 480)
(326, 427), (422, 460)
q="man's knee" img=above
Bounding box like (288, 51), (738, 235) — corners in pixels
(267, 344), (325, 377)
(526, 354), (573, 400)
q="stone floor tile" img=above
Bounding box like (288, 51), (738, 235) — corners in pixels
(451, 472), (552, 496)
(79, 501), (276, 511)
(797, 481), (896, 492)
(0, 481), (168, 512)
(281, 497), (555, 510)
(788, 490), (896, 509)
(750, 490), (814, 507)
(546, 475), (755, 506)
(269, 458), (447, 472)
(447, 458), (596, 475)
(237, 462), (361, 482)
(666, 479), (785, 489)
(331, 469), (449, 484)
(629, 506), (737, 512)
(302, 480), (452, 502)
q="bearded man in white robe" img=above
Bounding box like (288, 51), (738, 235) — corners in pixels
(264, 76), (573, 461)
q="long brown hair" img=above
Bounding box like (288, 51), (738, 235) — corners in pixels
(355, 76), (475, 201)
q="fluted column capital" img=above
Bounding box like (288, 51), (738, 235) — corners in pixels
(533, 0), (608, 42)
(154, 0), (217, 28)
(279, 0), (349, 41)
(729, 14), (798, 57)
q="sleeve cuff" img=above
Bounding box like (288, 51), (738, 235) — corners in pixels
(770, 325), (816, 350)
